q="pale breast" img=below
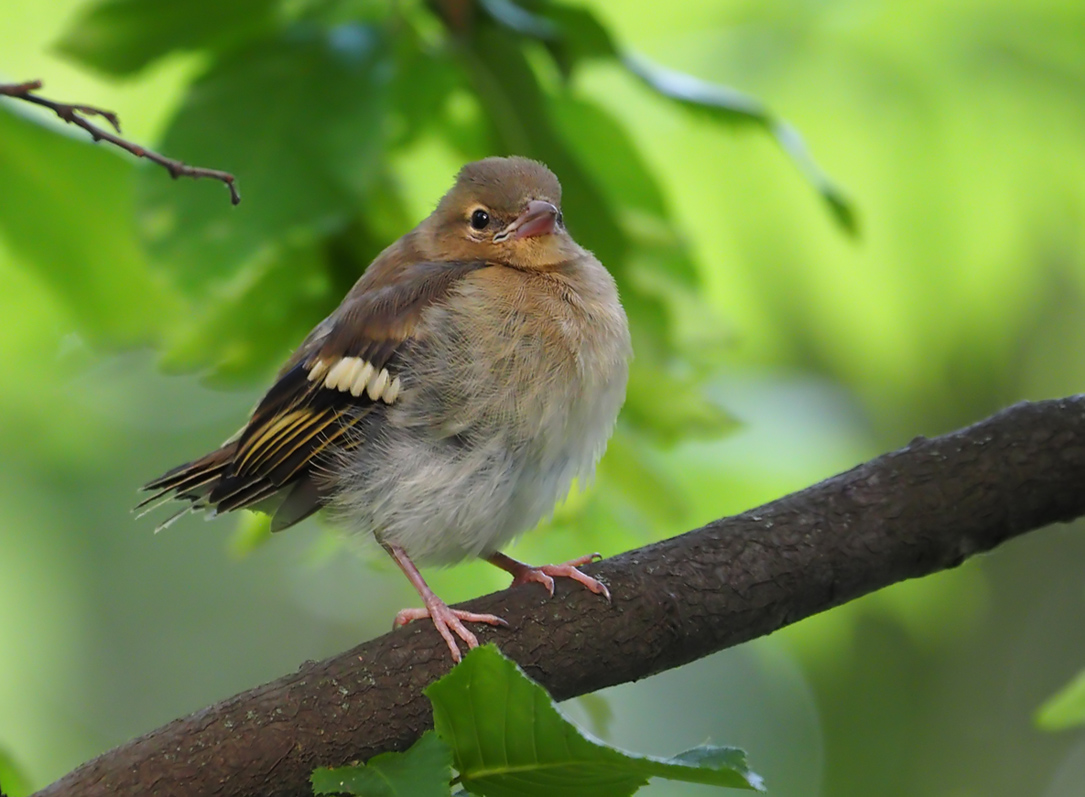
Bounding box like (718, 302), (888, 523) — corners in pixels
(328, 259), (630, 564)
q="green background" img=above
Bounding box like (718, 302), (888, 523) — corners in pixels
(2, 0), (1085, 795)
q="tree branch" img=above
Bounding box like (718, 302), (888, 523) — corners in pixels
(35, 396), (1085, 797)
(0, 80), (240, 205)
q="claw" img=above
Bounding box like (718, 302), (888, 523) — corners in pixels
(394, 603), (508, 662)
(487, 551), (610, 602)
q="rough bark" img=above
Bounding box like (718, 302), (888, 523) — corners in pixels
(36, 396), (1085, 797)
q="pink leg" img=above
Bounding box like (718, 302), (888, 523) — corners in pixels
(486, 551), (610, 602)
(385, 544), (508, 663)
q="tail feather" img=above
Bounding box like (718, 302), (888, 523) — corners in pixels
(138, 443), (253, 520)
(213, 480), (283, 514)
(137, 440), (321, 532)
(136, 461), (230, 511)
(154, 504), (194, 534)
(143, 445), (234, 489)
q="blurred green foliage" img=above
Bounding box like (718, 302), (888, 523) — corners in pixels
(0, 107), (174, 344)
(1038, 669), (1085, 732)
(2, 0), (1085, 796)
(13, 0), (849, 549)
(0, 746), (31, 797)
(42, 0), (851, 436)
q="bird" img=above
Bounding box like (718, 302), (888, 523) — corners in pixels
(138, 156), (632, 662)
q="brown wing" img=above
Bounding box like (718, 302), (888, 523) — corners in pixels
(139, 259), (487, 530)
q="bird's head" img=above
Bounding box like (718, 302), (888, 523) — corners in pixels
(420, 156), (582, 270)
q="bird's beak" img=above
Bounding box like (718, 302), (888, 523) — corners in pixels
(494, 200), (560, 242)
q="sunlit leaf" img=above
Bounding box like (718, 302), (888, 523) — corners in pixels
(312, 731), (453, 797)
(140, 23), (391, 292)
(1037, 668), (1085, 731)
(479, 0), (615, 74)
(426, 645), (763, 796)
(0, 745), (31, 797)
(620, 54), (768, 125)
(480, 1), (856, 233)
(768, 121), (858, 235)
(229, 510), (272, 558)
(55, 0), (279, 76)
(0, 105), (175, 343)
(622, 57), (857, 235)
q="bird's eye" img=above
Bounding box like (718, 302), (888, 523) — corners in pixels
(556, 211), (564, 227)
(470, 209), (490, 230)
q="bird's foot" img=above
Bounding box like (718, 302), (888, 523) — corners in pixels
(384, 542), (508, 662)
(488, 552), (610, 601)
(393, 600), (508, 663)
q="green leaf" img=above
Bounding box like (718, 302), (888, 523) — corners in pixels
(620, 54), (769, 125)
(426, 645), (763, 796)
(0, 104), (175, 344)
(622, 356), (737, 445)
(55, 0), (279, 76)
(539, 3), (619, 69)
(140, 23), (391, 293)
(0, 745), (31, 797)
(160, 239), (332, 383)
(479, 1), (615, 74)
(621, 56), (857, 235)
(228, 510), (272, 557)
(480, 1), (856, 234)
(478, 0), (558, 42)
(546, 95), (738, 444)
(463, 24), (727, 418)
(312, 731), (453, 797)
(770, 120), (858, 236)
(388, 35), (463, 148)
(1036, 668), (1085, 731)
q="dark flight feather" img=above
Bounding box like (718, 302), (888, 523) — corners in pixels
(139, 259), (488, 531)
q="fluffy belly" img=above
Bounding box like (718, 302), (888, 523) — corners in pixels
(327, 430), (585, 565)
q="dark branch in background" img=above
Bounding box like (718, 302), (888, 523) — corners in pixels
(35, 396), (1085, 797)
(0, 80), (240, 205)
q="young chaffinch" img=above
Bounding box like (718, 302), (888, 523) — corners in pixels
(140, 156), (632, 661)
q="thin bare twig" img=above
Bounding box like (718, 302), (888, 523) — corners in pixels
(0, 79), (240, 205)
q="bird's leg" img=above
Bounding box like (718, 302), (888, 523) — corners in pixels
(384, 543), (508, 662)
(486, 551), (610, 602)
